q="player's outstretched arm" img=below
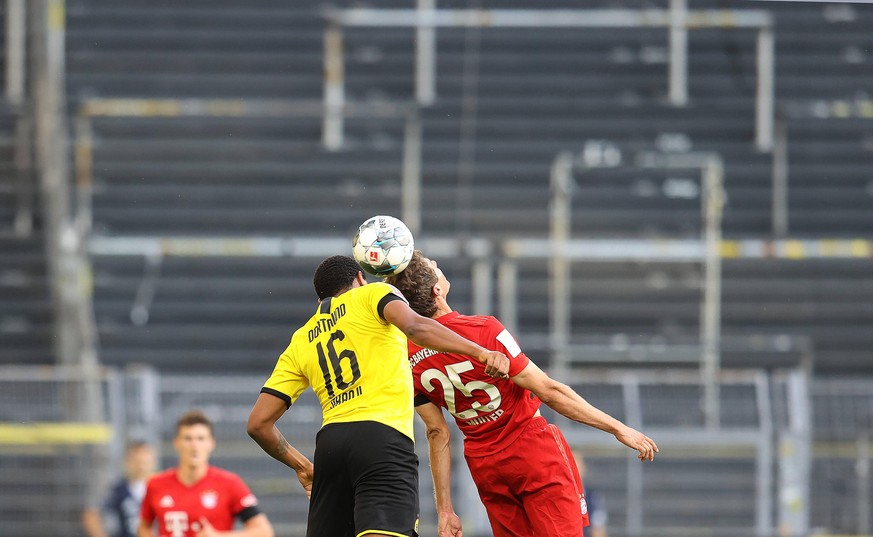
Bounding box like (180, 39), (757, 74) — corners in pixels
(512, 362), (659, 461)
(415, 403), (463, 537)
(247, 393), (314, 496)
(383, 299), (509, 379)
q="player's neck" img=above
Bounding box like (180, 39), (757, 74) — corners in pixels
(176, 463), (209, 486)
(331, 285), (353, 298)
(432, 300), (453, 319)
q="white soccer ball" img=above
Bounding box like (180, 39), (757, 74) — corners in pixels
(352, 215), (415, 277)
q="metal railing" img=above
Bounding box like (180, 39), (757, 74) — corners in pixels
(0, 365), (123, 537)
(509, 147), (726, 428)
(29, 0), (100, 378)
(0, 364), (820, 537)
(324, 6), (775, 151)
(2, 0), (34, 236)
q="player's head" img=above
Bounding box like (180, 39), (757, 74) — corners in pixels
(313, 255), (365, 300)
(173, 410), (216, 469)
(124, 441), (157, 481)
(385, 250), (448, 318)
(312, 255), (367, 300)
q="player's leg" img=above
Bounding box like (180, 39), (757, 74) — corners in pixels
(509, 419), (588, 536)
(306, 423), (356, 537)
(465, 451), (535, 537)
(348, 421), (420, 537)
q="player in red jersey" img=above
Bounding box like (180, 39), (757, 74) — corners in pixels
(387, 252), (658, 537)
(138, 411), (273, 537)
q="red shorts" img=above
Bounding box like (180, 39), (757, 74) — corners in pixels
(464, 416), (589, 537)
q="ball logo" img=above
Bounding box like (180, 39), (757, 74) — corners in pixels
(368, 250), (380, 262)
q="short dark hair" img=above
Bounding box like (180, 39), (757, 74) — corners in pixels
(385, 250), (439, 318)
(176, 410), (213, 436)
(125, 440), (152, 454)
(313, 255), (362, 300)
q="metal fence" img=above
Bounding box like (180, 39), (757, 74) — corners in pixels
(810, 378), (873, 535)
(7, 365), (873, 537)
(0, 366), (120, 536)
(0, 368), (800, 536)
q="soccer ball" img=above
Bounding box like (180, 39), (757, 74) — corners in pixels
(352, 215), (415, 277)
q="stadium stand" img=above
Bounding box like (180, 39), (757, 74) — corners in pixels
(63, 0), (873, 374)
(0, 1), (855, 536)
(0, 99), (49, 365)
(0, 234), (51, 365)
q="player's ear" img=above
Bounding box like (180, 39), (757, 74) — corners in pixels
(355, 272), (367, 287)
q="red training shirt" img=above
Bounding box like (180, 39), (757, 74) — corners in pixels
(409, 312), (540, 457)
(140, 467), (259, 537)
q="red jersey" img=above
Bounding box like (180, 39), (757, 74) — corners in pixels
(140, 467), (258, 537)
(409, 312), (540, 457)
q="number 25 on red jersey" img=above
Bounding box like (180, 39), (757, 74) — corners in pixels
(420, 360), (502, 419)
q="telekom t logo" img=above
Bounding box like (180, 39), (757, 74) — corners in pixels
(164, 511), (189, 537)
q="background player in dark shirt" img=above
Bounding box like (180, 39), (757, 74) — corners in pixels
(83, 441), (157, 537)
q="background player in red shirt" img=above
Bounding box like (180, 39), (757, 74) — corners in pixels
(387, 252), (658, 537)
(138, 411), (273, 537)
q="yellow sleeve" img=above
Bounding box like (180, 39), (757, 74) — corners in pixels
(365, 281), (408, 320)
(261, 343), (309, 408)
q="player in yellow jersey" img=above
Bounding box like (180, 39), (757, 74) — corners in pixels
(247, 255), (510, 537)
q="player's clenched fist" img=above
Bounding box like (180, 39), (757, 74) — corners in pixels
(295, 465), (313, 499)
(438, 511), (463, 537)
(478, 350), (510, 379)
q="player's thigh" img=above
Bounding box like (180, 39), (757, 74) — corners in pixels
(348, 421), (421, 537)
(515, 424), (586, 536)
(478, 490), (536, 537)
(523, 484), (585, 537)
(466, 452), (535, 537)
(307, 424), (356, 537)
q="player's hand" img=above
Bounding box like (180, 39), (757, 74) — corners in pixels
(615, 426), (659, 461)
(295, 463), (314, 499)
(194, 517), (219, 537)
(437, 511), (463, 537)
(477, 350), (510, 379)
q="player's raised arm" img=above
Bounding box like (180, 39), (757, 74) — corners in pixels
(247, 393), (314, 496)
(382, 299), (510, 379)
(512, 361), (659, 461)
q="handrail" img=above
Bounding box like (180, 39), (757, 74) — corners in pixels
(324, 7), (775, 151)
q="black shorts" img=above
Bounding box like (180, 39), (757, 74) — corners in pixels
(307, 420), (420, 537)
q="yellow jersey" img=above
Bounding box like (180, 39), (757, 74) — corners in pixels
(262, 282), (415, 441)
